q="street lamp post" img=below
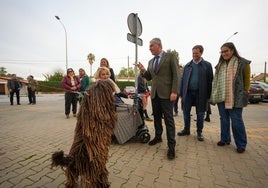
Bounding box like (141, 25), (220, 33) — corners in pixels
(225, 32), (238, 42)
(55, 15), (68, 70)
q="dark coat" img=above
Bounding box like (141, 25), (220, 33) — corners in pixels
(180, 59), (213, 112)
(233, 57), (251, 108)
(7, 78), (22, 91)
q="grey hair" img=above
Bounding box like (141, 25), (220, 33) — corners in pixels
(151, 38), (162, 46)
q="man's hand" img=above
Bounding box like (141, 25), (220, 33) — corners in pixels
(135, 62), (145, 72)
(170, 93), (177, 101)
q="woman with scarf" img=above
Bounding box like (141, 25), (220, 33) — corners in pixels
(211, 42), (251, 153)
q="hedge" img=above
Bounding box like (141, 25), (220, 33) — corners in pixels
(37, 80), (141, 93)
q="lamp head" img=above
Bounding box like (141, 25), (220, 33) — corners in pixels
(55, 16), (60, 20)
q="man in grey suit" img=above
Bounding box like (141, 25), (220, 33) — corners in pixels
(136, 38), (180, 159)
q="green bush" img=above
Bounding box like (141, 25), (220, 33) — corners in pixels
(37, 80), (151, 93)
(116, 81), (135, 91)
(38, 81), (63, 93)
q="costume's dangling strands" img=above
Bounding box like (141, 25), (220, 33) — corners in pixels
(51, 80), (118, 188)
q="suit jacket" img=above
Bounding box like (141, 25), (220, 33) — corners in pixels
(142, 51), (179, 99)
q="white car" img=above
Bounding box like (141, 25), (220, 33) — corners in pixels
(123, 86), (136, 95)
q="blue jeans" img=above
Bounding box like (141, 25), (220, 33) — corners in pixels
(183, 90), (205, 134)
(217, 102), (247, 149)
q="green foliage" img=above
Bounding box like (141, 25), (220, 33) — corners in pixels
(38, 81), (63, 93)
(116, 81), (135, 91)
(43, 71), (64, 81)
(35, 80), (151, 93)
(117, 67), (135, 78)
(87, 53), (95, 64)
(167, 49), (180, 63)
(0, 67), (7, 76)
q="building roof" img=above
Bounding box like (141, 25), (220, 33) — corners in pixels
(252, 73), (268, 81)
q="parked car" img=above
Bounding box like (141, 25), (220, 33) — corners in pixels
(250, 81), (268, 101)
(123, 86), (136, 95)
(248, 83), (264, 103)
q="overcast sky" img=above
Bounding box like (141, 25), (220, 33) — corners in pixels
(0, 0), (267, 80)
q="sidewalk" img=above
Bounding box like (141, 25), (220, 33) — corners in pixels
(0, 94), (268, 188)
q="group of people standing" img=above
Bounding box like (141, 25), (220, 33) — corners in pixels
(137, 38), (250, 159)
(60, 38), (250, 159)
(61, 68), (91, 119)
(7, 74), (38, 105)
(51, 40), (251, 187)
(61, 58), (115, 119)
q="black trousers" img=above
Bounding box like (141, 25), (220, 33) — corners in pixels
(65, 92), (78, 115)
(152, 93), (176, 149)
(27, 87), (36, 104)
(173, 95), (179, 113)
(10, 89), (20, 104)
(206, 102), (211, 115)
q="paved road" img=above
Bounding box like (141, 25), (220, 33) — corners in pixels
(0, 94), (268, 188)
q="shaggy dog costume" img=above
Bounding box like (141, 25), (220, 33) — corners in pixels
(51, 80), (117, 188)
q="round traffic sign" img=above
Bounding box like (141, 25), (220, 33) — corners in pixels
(127, 13), (142, 37)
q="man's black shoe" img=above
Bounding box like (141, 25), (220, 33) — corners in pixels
(177, 129), (190, 136)
(204, 117), (210, 122)
(167, 148), (175, 159)
(148, 137), (162, 145)
(197, 133), (204, 141)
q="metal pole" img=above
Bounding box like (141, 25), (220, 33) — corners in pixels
(90, 64), (92, 77)
(127, 56), (130, 81)
(134, 14), (138, 92)
(264, 61), (267, 82)
(55, 16), (68, 70)
(225, 32), (238, 42)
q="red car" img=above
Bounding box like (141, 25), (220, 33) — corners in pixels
(248, 83), (264, 103)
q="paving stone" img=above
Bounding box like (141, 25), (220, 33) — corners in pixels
(1, 171), (19, 182)
(14, 178), (34, 188)
(0, 181), (14, 188)
(30, 176), (53, 188)
(109, 175), (128, 188)
(155, 170), (172, 184)
(139, 172), (159, 187)
(0, 94), (268, 187)
(8, 169), (36, 185)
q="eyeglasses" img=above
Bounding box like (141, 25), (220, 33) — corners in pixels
(220, 50), (229, 54)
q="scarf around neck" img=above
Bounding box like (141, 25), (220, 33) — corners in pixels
(225, 56), (238, 109)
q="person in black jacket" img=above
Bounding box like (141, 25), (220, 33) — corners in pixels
(7, 74), (22, 105)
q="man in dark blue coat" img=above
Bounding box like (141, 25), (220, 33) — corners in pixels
(177, 45), (213, 141)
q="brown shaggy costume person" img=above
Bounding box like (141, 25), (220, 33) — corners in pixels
(51, 80), (118, 188)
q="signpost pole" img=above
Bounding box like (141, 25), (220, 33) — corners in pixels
(134, 13), (138, 92)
